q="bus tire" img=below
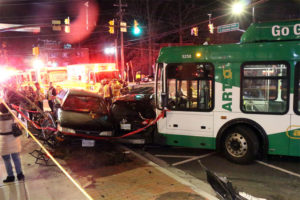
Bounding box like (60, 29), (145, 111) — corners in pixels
(222, 126), (259, 164)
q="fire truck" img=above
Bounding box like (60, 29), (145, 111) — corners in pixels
(15, 66), (67, 93)
(65, 63), (119, 92)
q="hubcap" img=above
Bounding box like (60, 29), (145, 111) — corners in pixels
(225, 133), (248, 158)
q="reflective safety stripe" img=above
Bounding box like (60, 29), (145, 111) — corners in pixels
(48, 87), (54, 100)
(103, 85), (111, 98)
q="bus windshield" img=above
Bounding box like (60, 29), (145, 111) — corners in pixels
(165, 63), (214, 111)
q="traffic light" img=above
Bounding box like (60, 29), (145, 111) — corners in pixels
(132, 20), (141, 36)
(191, 27), (198, 36)
(65, 17), (70, 33)
(109, 19), (114, 34)
(208, 23), (214, 34)
(32, 47), (39, 56)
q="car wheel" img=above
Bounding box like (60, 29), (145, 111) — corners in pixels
(223, 126), (259, 164)
(41, 112), (58, 148)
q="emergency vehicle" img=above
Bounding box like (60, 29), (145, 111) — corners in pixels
(16, 66), (67, 93)
(65, 63), (120, 92)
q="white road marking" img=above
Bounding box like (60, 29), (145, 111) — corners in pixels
(172, 152), (216, 166)
(256, 160), (300, 178)
(155, 154), (195, 158)
(118, 145), (218, 200)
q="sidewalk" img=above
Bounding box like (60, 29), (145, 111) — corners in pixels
(0, 135), (217, 200)
(0, 137), (88, 200)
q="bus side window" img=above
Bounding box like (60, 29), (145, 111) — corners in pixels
(241, 63), (289, 114)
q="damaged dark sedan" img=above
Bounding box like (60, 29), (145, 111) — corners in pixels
(42, 86), (156, 146)
(53, 89), (113, 137)
(110, 85), (156, 143)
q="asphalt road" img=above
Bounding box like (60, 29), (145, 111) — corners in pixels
(18, 105), (300, 200)
(133, 145), (300, 200)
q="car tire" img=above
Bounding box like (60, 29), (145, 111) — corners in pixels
(223, 126), (259, 164)
(41, 112), (58, 148)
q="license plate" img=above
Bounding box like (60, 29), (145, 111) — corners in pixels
(120, 123), (131, 130)
(82, 139), (95, 147)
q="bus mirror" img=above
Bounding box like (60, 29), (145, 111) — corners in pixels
(161, 92), (168, 108)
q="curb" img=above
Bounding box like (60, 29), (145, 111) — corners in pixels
(118, 144), (218, 200)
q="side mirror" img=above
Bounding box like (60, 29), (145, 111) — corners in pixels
(54, 104), (61, 109)
(161, 92), (168, 108)
(149, 94), (154, 100)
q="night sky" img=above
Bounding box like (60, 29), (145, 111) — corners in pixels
(0, 0), (299, 68)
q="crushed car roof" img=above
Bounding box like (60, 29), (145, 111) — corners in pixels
(65, 88), (101, 98)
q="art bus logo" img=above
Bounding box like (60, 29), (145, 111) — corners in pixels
(222, 66), (233, 112)
(286, 126), (300, 139)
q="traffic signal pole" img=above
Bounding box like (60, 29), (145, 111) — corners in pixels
(115, 38), (119, 73)
(114, 0), (127, 80)
(146, 0), (152, 76)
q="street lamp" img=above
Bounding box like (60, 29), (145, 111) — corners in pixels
(104, 47), (116, 55)
(32, 58), (44, 69)
(32, 58), (44, 83)
(231, 1), (246, 15)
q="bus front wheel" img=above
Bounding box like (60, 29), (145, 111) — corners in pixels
(223, 126), (259, 164)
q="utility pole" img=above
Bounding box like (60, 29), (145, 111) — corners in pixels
(251, 0), (269, 23)
(114, 0), (127, 80)
(146, 0), (152, 76)
(178, 0), (183, 44)
(114, 38), (119, 72)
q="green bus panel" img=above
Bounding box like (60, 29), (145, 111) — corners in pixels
(160, 131), (300, 157)
(268, 132), (290, 156)
(159, 133), (216, 150)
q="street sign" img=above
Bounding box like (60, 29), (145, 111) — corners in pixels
(52, 20), (61, 25)
(120, 21), (127, 32)
(0, 23), (40, 33)
(52, 20), (62, 31)
(217, 23), (239, 33)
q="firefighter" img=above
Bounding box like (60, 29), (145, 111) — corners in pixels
(34, 82), (44, 111)
(111, 79), (122, 98)
(98, 80), (105, 97)
(46, 82), (56, 112)
(120, 80), (129, 95)
(136, 71), (141, 83)
(103, 80), (112, 106)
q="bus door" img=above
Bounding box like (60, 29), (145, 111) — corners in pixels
(156, 63), (214, 145)
(290, 62), (300, 156)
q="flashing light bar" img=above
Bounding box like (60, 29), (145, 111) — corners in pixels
(94, 64), (117, 72)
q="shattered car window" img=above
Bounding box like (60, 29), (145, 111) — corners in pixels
(128, 87), (154, 94)
(62, 95), (106, 113)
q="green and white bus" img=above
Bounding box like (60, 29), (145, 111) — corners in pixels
(155, 20), (300, 163)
